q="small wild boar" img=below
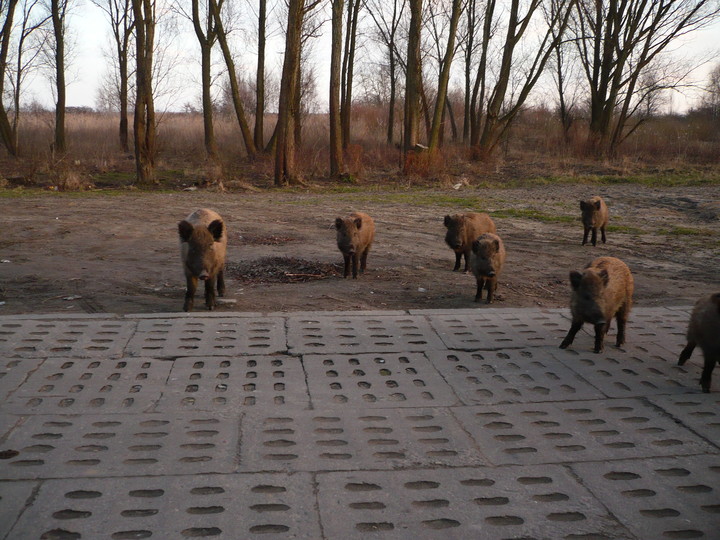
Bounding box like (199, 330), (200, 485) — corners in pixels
(560, 256), (633, 353)
(335, 212), (375, 279)
(471, 232), (506, 304)
(444, 212), (496, 272)
(678, 293), (720, 393)
(580, 196), (609, 246)
(178, 208), (227, 312)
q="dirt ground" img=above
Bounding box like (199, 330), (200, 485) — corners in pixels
(0, 183), (718, 316)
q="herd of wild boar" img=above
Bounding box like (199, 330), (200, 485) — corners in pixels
(178, 199), (719, 393)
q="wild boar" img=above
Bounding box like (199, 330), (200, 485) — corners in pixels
(678, 293), (720, 393)
(559, 256), (633, 353)
(444, 212), (496, 272)
(335, 212), (375, 279)
(580, 196), (609, 246)
(471, 232), (506, 304)
(178, 208), (227, 312)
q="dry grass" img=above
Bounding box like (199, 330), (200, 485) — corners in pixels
(2, 105), (719, 190)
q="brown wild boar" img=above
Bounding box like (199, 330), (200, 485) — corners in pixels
(335, 212), (375, 279)
(471, 232), (506, 304)
(178, 208), (227, 312)
(580, 196), (609, 246)
(678, 293), (720, 393)
(444, 212), (496, 272)
(560, 256), (633, 353)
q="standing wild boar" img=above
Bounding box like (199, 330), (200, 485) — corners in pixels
(335, 212), (375, 279)
(580, 196), (609, 246)
(560, 256), (633, 353)
(471, 232), (506, 304)
(178, 208), (227, 312)
(444, 212), (496, 272)
(678, 293), (720, 393)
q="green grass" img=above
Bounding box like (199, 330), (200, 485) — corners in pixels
(660, 226), (716, 237)
(605, 224), (646, 235)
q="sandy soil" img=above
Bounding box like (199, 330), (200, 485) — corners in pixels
(0, 184), (718, 316)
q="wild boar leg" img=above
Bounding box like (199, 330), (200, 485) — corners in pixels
(352, 253), (359, 279)
(486, 278), (496, 304)
(343, 254), (351, 278)
(217, 270), (225, 297)
(678, 342), (696, 366)
(360, 248), (369, 274)
(582, 226), (590, 245)
(601, 226), (607, 244)
(591, 227), (598, 247)
(593, 323), (606, 353)
(474, 278), (486, 302)
(204, 277), (216, 310)
(184, 276), (198, 312)
(453, 252), (462, 271)
(700, 354), (716, 393)
(560, 321), (583, 349)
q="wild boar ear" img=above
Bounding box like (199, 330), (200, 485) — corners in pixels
(569, 271), (582, 290)
(599, 269), (610, 286)
(471, 240), (480, 254)
(579, 201), (586, 210)
(354, 217), (363, 230)
(594, 200), (602, 210)
(178, 220), (193, 242)
(208, 219), (224, 242)
(493, 239), (500, 251)
(443, 215), (451, 227)
(335, 217), (343, 230)
(711, 293), (720, 315)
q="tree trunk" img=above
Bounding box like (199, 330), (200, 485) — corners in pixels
(428, 0), (462, 150)
(132, 0), (156, 184)
(403, 0), (422, 159)
(0, 0), (19, 156)
(274, 0), (304, 185)
(51, 0), (66, 156)
(254, 0), (266, 149)
(387, 45), (396, 146)
(192, 0), (218, 161)
(329, 0), (344, 177)
(209, 0), (256, 158)
(340, 0), (360, 149)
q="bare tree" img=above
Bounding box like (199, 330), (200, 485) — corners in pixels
(0, 0), (20, 155)
(364, 0), (406, 145)
(475, 0), (576, 158)
(132, 0), (156, 183)
(92, 0), (133, 152)
(699, 62), (720, 117)
(340, 0), (360, 148)
(403, 0), (422, 157)
(209, 0), (256, 158)
(427, 0), (463, 150)
(48, 0), (69, 155)
(573, 0), (720, 155)
(255, 0), (267, 149)
(329, 0), (344, 176)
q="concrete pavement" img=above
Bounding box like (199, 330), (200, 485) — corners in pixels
(1, 306), (718, 539)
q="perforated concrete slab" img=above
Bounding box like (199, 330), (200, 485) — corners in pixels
(4, 357), (171, 413)
(316, 465), (633, 539)
(572, 455), (720, 540)
(425, 348), (604, 404)
(453, 398), (716, 465)
(159, 355), (310, 410)
(0, 480), (37, 539)
(0, 413), (240, 479)
(303, 352), (459, 407)
(554, 342), (694, 397)
(0, 357), (44, 399)
(287, 314), (444, 353)
(424, 310), (570, 350)
(649, 393), (720, 445)
(0, 319), (135, 358)
(125, 317), (287, 357)
(240, 408), (485, 471)
(7, 473), (320, 540)
(627, 307), (691, 346)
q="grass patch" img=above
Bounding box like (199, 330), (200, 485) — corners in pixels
(660, 226), (716, 237)
(490, 208), (576, 223)
(605, 224), (646, 235)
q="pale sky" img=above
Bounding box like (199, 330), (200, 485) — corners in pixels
(21, 4), (720, 114)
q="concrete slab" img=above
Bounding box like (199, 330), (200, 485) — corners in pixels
(0, 306), (717, 540)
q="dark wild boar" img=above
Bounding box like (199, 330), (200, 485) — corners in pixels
(580, 196), (609, 246)
(471, 232), (506, 304)
(444, 212), (496, 272)
(335, 212), (375, 279)
(678, 293), (720, 393)
(560, 256), (633, 353)
(178, 208), (227, 312)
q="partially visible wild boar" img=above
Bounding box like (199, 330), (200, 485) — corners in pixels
(580, 196), (609, 246)
(678, 293), (720, 393)
(178, 208), (227, 312)
(471, 232), (506, 304)
(560, 256), (633, 353)
(335, 212), (375, 279)
(444, 212), (496, 272)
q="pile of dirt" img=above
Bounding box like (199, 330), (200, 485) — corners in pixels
(237, 233), (300, 245)
(227, 257), (341, 283)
